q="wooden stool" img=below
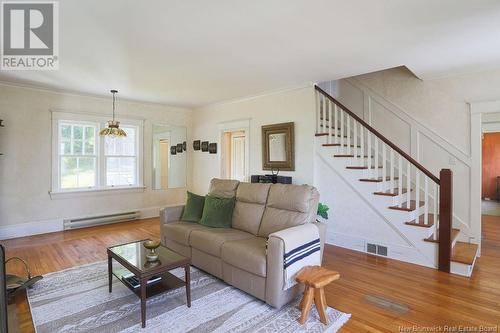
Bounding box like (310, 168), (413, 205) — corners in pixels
(296, 266), (340, 325)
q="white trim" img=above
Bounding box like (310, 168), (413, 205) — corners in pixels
(348, 77), (472, 161)
(51, 111), (144, 194)
(0, 80), (186, 109)
(470, 101), (500, 256)
(49, 186), (146, 199)
(0, 204), (181, 240)
(203, 82), (314, 108)
(326, 231), (435, 269)
(218, 119), (251, 182)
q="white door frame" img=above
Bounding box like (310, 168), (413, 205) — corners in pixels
(218, 119), (251, 181)
(470, 99), (500, 256)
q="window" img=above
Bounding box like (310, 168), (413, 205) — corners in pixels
(59, 122), (97, 189)
(105, 127), (137, 186)
(51, 112), (143, 194)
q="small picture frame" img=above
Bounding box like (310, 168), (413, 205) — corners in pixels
(201, 141), (209, 152)
(183, 141), (187, 151)
(176, 143), (183, 153)
(193, 140), (201, 151)
(170, 146), (177, 155)
(209, 143), (217, 154)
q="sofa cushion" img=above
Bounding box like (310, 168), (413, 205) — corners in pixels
(258, 184), (320, 237)
(232, 183), (271, 235)
(163, 221), (207, 246)
(189, 228), (254, 257)
(266, 184), (316, 213)
(208, 178), (240, 198)
(221, 237), (267, 277)
(199, 195), (236, 228)
(181, 191), (205, 223)
(236, 183), (271, 204)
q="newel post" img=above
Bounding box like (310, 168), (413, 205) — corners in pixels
(438, 169), (453, 272)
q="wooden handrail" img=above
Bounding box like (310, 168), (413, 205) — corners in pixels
(315, 85), (440, 185)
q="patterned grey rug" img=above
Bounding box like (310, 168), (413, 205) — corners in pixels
(27, 261), (350, 333)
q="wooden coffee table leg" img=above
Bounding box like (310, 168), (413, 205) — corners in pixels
(314, 287), (328, 325)
(185, 265), (191, 307)
(299, 286), (314, 324)
(140, 278), (147, 328)
(107, 255), (112, 293)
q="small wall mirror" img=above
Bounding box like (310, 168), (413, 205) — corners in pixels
(152, 124), (187, 189)
(262, 122), (295, 171)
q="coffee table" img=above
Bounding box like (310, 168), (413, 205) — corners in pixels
(107, 240), (191, 328)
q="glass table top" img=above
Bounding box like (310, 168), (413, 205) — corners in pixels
(108, 240), (188, 273)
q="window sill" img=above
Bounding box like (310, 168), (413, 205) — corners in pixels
(49, 186), (146, 199)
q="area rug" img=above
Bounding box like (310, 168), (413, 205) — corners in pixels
(27, 261), (350, 333)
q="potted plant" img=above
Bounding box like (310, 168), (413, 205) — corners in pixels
(317, 202), (330, 223)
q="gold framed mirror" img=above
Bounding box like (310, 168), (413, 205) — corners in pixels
(262, 122), (294, 171)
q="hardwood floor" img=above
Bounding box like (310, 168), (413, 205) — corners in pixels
(2, 216), (499, 332)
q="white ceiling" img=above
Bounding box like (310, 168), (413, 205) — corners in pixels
(2, 0), (500, 107)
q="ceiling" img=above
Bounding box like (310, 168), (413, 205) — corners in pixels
(2, 0), (500, 107)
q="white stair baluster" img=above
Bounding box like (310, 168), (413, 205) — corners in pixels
(367, 132), (372, 170)
(390, 148), (395, 194)
(327, 100), (332, 144)
(382, 144), (386, 187)
(398, 155), (403, 205)
(340, 110), (344, 153)
(334, 104), (338, 144)
(360, 126), (365, 167)
(316, 91), (320, 134)
(353, 121), (358, 164)
(434, 182), (438, 229)
(406, 161), (411, 209)
(415, 169), (420, 217)
(347, 114), (351, 156)
(424, 177), (429, 225)
(374, 138), (379, 179)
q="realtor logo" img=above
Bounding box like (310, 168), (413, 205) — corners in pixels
(1, 1), (59, 70)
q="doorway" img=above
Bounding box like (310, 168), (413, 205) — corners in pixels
(159, 139), (169, 189)
(221, 130), (248, 181)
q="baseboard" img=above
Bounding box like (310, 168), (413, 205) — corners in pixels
(0, 204), (179, 240)
(0, 218), (63, 240)
(326, 231), (436, 269)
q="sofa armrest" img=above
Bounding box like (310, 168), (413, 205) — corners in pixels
(265, 222), (327, 307)
(160, 205), (185, 225)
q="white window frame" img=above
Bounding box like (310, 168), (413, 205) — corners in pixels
(50, 111), (144, 197)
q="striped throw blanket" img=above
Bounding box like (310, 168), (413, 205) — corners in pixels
(270, 224), (321, 290)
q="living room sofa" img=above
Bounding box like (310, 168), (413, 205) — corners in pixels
(160, 179), (326, 308)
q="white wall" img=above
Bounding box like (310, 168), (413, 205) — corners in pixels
(322, 66), (500, 248)
(0, 83), (192, 238)
(190, 85), (316, 194)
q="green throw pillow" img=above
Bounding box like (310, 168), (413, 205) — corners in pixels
(199, 195), (235, 228)
(181, 191), (205, 222)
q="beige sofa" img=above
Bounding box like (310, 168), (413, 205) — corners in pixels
(160, 179), (326, 308)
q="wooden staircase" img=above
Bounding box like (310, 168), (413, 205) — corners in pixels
(315, 85), (478, 276)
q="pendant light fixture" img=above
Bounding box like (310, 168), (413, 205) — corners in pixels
(99, 89), (127, 137)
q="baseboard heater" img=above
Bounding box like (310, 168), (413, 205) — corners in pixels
(63, 211), (140, 230)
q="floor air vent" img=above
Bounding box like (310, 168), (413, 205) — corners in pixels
(63, 211), (140, 230)
(366, 243), (388, 256)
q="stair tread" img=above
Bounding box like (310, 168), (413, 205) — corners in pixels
(389, 200), (425, 212)
(334, 154), (370, 158)
(315, 133), (350, 139)
(360, 176), (399, 182)
(405, 213), (436, 227)
(323, 143), (361, 148)
(424, 228), (460, 243)
(451, 241), (478, 265)
(346, 166), (383, 170)
(373, 188), (409, 196)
